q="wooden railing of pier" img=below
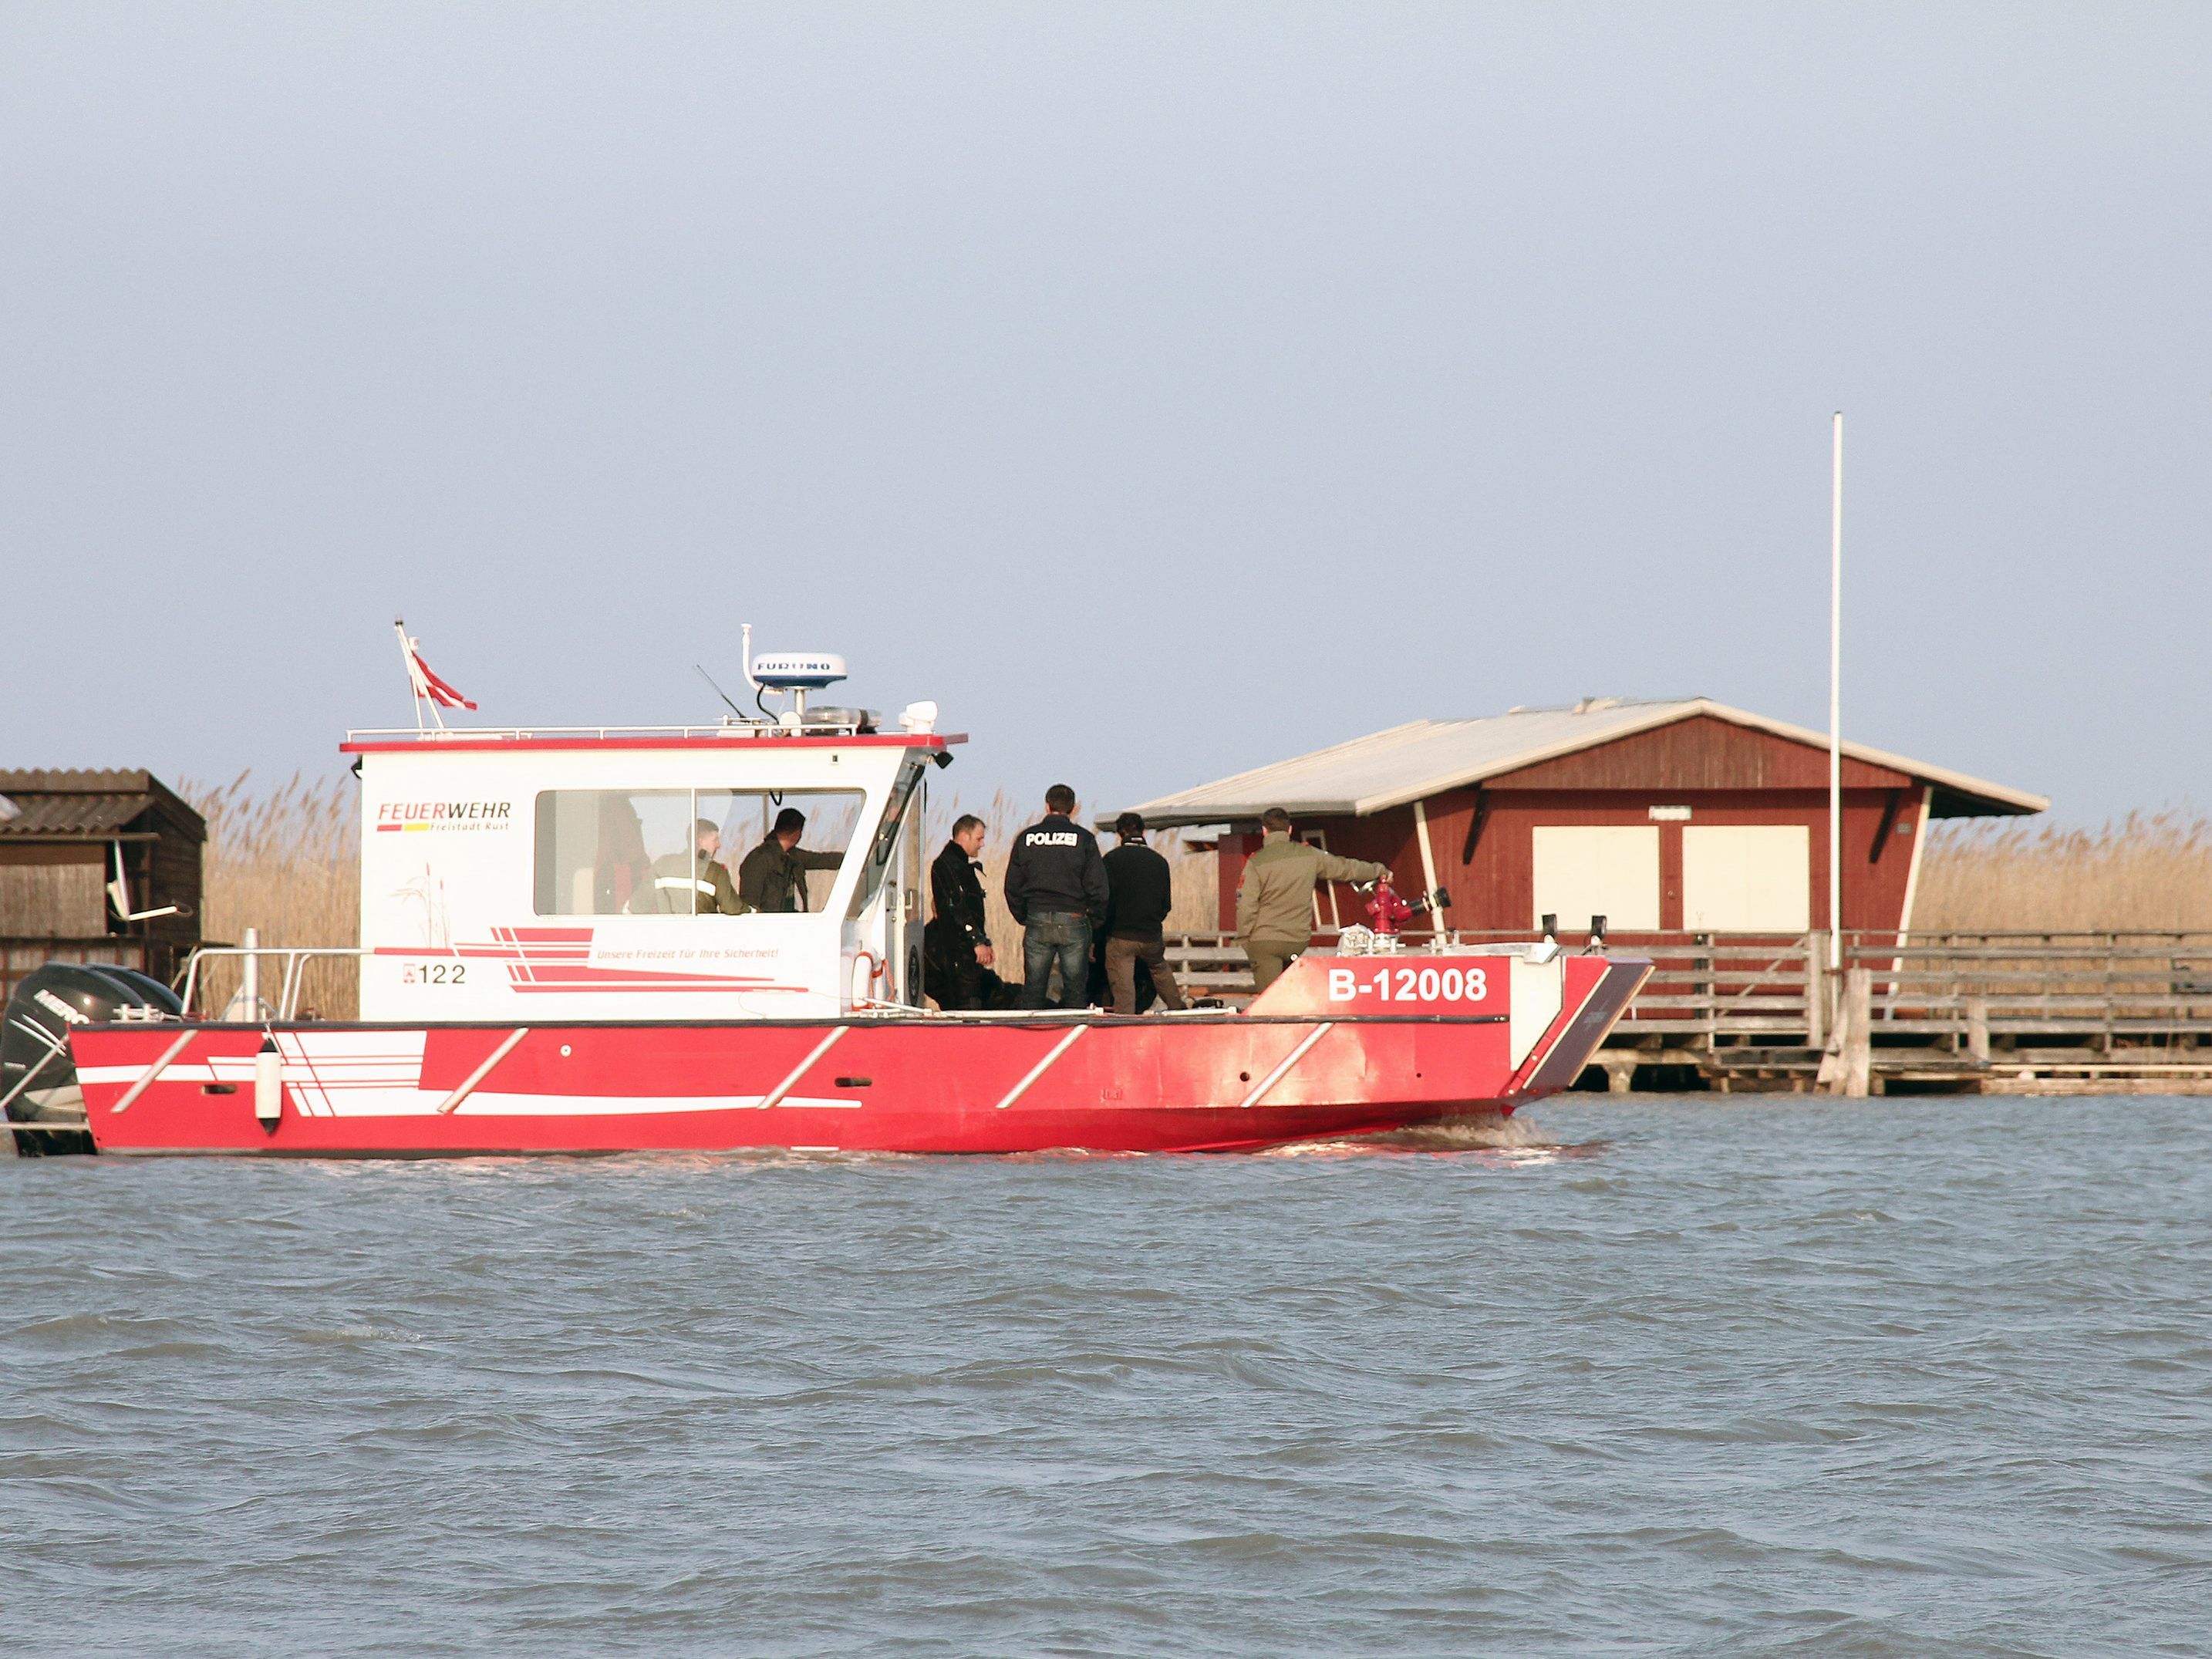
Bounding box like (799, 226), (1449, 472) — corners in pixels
(1160, 930), (2212, 1095)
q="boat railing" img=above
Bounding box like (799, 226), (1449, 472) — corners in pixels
(180, 946), (376, 1022)
(342, 720), (884, 742)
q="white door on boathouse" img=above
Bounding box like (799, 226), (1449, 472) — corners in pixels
(1681, 824), (1811, 932)
(1529, 825), (1661, 932)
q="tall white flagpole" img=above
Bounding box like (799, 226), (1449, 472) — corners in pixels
(1829, 413), (1843, 942)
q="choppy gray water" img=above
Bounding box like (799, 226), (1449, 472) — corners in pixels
(4, 1099), (2210, 1657)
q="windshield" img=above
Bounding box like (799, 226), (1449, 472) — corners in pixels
(532, 788), (864, 915)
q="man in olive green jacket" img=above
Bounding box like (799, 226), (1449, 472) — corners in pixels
(1235, 808), (1391, 992)
(643, 820), (751, 915)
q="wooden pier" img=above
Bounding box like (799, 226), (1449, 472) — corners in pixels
(1162, 930), (2212, 1095)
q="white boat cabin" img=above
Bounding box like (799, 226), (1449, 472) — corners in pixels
(348, 725), (952, 1021)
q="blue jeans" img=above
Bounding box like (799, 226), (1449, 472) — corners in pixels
(1022, 910), (1093, 1010)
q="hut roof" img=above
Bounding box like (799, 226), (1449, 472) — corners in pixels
(0, 770), (205, 841)
(1122, 698), (2047, 827)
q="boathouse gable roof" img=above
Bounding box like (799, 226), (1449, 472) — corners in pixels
(1124, 699), (2045, 826)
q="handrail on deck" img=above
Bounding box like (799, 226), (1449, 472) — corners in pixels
(180, 946), (373, 1021)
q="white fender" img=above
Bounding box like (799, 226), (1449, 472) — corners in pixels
(253, 1036), (282, 1133)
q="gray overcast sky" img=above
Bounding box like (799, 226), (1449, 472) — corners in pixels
(3, 3), (2206, 824)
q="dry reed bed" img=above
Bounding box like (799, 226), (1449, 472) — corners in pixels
(187, 774), (360, 1020)
(1906, 814), (2212, 1000)
(185, 777), (2210, 1015)
(1913, 813), (2212, 935)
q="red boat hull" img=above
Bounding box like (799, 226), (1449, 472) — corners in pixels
(66, 955), (1649, 1156)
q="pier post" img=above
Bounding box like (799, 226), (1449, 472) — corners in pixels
(1844, 967), (1873, 1098)
(1806, 931), (1829, 1051)
(1966, 996), (1990, 1063)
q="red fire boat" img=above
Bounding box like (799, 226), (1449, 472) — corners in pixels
(35, 639), (1648, 1156)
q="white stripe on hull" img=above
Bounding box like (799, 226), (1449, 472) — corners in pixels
(72, 1062), (862, 1118)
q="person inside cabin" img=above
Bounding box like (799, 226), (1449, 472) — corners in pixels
(1236, 807), (1391, 993)
(925, 814), (994, 1010)
(1101, 811), (1185, 1017)
(645, 819), (750, 915)
(594, 796), (654, 913)
(1003, 784), (1108, 1010)
(737, 806), (845, 912)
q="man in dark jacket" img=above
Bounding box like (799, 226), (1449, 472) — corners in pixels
(1003, 784), (1108, 1010)
(926, 814), (993, 1010)
(737, 806), (845, 912)
(1101, 811), (1185, 1016)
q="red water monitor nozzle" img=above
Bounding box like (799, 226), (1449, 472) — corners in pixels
(1365, 879), (1418, 936)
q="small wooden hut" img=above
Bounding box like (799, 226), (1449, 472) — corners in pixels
(0, 770), (204, 1002)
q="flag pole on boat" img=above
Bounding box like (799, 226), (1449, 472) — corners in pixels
(396, 618), (431, 733)
(393, 619), (479, 733)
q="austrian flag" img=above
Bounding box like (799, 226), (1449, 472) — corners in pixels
(393, 618), (478, 727)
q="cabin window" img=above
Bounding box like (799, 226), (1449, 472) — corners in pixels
(849, 757), (927, 918)
(532, 789), (865, 916)
(901, 779), (926, 921)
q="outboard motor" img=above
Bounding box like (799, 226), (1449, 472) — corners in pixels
(2, 963), (183, 1157)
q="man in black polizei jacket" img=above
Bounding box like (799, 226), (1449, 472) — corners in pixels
(1002, 784), (1108, 1010)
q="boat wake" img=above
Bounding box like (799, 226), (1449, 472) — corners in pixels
(1263, 1111), (1609, 1160)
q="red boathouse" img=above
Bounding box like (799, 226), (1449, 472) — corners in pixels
(1123, 699), (2045, 941)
